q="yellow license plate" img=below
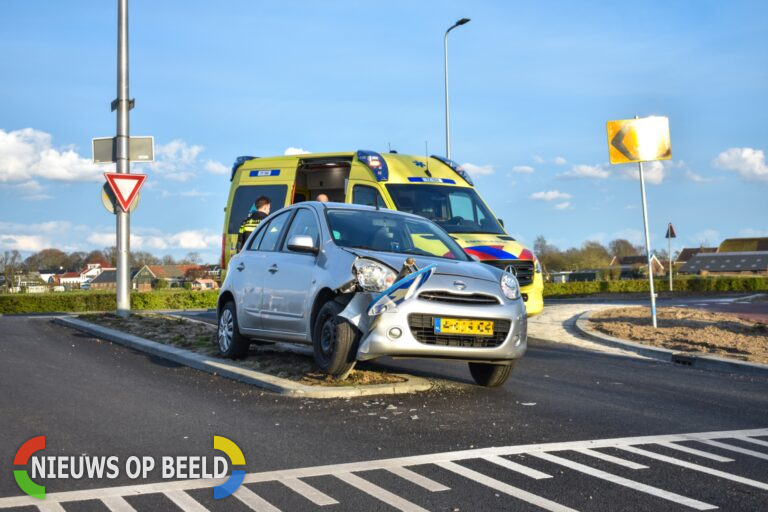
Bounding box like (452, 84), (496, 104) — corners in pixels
(434, 318), (494, 336)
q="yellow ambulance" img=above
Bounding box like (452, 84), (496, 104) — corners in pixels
(221, 151), (543, 315)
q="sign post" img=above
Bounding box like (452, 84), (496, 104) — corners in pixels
(665, 222), (677, 292)
(606, 115), (672, 329)
(115, 0), (131, 317)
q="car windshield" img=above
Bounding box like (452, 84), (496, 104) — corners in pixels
(385, 184), (505, 235)
(326, 209), (470, 261)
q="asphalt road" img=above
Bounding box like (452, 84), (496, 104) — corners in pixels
(1, 314), (767, 511)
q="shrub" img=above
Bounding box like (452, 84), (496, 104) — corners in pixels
(0, 289), (218, 314)
(543, 276), (768, 297)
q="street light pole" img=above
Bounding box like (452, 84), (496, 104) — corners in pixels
(444, 17), (470, 160)
(115, 0), (131, 317)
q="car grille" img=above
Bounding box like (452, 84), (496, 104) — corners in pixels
(418, 291), (500, 305)
(482, 260), (535, 286)
(407, 314), (511, 348)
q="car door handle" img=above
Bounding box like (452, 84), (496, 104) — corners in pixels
(236, 263), (245, 271)
(268, 264), (279, 274)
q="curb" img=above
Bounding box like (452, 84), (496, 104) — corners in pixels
(575, 310), (768, 377)
(53, 316), (434, 398)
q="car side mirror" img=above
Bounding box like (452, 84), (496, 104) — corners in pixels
(287, 235), (318, 254)
(497, 218), (504, 227)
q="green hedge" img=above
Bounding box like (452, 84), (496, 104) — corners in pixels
(0, 290), (218, 314)
(543, 276), (768, 297)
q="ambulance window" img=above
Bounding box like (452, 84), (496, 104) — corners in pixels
(449, 193), (474, 221)
(352, 185), (387, 209)
(227, 185), (288, 234)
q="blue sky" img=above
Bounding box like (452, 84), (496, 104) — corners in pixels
(1, 0), (766, 264)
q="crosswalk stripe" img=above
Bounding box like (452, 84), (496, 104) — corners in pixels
(279, 477), (338, 506)
(37, 503), (66, 512)
(388, 466), (450, 492)
(530, 452), (716, 510)
(619, 445), (768, 491)
(655, 442), (735, 462)
(697, 440), (768, 461)
(102, 496), (137, 512)
(735, 436), (768, 448)
(573, 448), (649, 469)
(484, 455), (553, 479)
(437, 461), (577, 512)
(165, 490), (209, 511)
(336, 472), (429, 512)
(233, 486), (281, 512)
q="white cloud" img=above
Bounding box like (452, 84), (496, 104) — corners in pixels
(0, 128), (102, 182)
(554, 201), (573, 210)
(148, 139), (204, 182)
(511, 165), (534, 174)
(530, 190), (572, 201)
(713, 147), (768, 182)
(692, 229), (720, 245)
(553, 156), (567, 165)
(612, 228), (644, 245)
(617, 160), (670, 185)
(684, 169), (712, 183)
(284, 147), (310, 155)
(532, 155), (545, 164)
(86, 229), (220, 251)
(561, 164), (610, 179)
(738, 228), (768, 237)
(460, 162), (494, 177)
(0, 234), (48, 252)
(179, 190), (212, 198)
(204, 160), (228, 175)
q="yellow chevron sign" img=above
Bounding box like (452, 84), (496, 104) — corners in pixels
(607, 116), (671, 164)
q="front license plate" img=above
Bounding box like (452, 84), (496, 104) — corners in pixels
(434, 318), (494, 336)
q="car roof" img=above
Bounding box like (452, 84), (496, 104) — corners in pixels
(287, 201), (431, 222)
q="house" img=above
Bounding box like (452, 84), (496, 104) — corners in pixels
(674, 247), (716, 266)
(191, 278), (219, 290)
(52, 261), (113, 288)
(679, 251), (768, 275)
(718, 237), (768, 253)
(202, 264), (222, 280)
(89, 269), (145, 290)
(147, 265), (202, 287)
(609, 255), (666, 278)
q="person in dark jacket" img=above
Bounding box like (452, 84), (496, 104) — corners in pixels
(236, 196), (271, 251)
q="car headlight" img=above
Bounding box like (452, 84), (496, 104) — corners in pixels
(501, 271), (521, 300)
(354, 258), (397, 292)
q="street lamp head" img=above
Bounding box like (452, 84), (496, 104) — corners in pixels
(456, 18), (471, 26)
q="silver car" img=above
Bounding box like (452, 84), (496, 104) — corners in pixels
(217, 202), (527, 387)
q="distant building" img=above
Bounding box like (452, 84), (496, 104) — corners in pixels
(147, 265), (201, 287)
(89, 269), (145, 290)
(191, 278), (219, 290)
(679, 251), (768, 275)
(609, 255), (665, 278)
(674, 247), (716, 266)
(718, 237), (768, 253)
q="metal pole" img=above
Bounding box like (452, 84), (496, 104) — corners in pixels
(638, 160), (657, 328)
(668, 227), (673, 292)
(443, 30), (451, 159)
(116, 0), (130, 317)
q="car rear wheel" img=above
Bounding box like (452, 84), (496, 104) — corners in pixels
(313, 301), (358, 378)
(217, 301), (250, 359)
(468, 361), (515, 387)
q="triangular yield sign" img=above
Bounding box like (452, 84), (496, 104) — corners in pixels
(104, 172), (147, 212)
(665, 223), (677, 239)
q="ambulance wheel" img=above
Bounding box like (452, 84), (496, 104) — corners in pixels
(313, 301), (358, 378)
(217, 301), (250, 359)
(468, 361), (515, 387)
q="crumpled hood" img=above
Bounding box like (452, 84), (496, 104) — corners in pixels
(343, 248), (501, 283)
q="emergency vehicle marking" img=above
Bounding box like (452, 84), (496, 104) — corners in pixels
(249, 169), (281, 177)
(407, 177), (456, 184)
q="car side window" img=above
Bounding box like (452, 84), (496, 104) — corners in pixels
(352, 185), (387, 209)
(257, 211), (292, 252)
(245, 223), (267, 251)
(282, 209), (320, 251)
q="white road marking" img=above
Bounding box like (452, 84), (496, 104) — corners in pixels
(437, 461), (577, 512)
(484, 455), (553, 479)
(387, 466), (450, 492)
(697, 440), (768, 461)
(0, 427), (765, 510)
(736, 436), (768, 448)
(37, 503), (67, 512)
(335, 472), (428, 512)
(530, 452), (716, 510)
(655, 442), (735, 462)
(233, 486), (281, 512)
(572, 448), (649, 469)
(165, 490), (208, 511)
(102, 496), (137, 512)
(279, 477), (338, 506)
(619, 446), (768, 490)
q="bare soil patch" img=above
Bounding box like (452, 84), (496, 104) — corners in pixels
(589, 307), (768, 364)
(79, 313), (405, 386)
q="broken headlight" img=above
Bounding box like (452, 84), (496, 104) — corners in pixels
(354, 258), (396, 292)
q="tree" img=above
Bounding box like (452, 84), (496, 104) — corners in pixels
(66, 251), (87, 271)
(162, 254), (176, 265)
(23, 248), (69, 271)
(180, 252), (201, 265)
(131, 251), (160, 267)
(608, 239), (639, 259)
(1, 250), (22, 291)
(102, 247), (118, 267)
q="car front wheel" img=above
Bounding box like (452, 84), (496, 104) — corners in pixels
(217, 301), (250, 359)
(313, 301), (358, 378)
(468, 361), (515, 387)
